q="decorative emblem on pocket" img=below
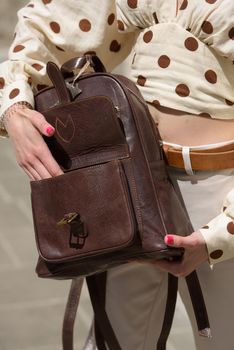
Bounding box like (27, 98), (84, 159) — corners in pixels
(55, 114), (75, 143)
(57, 212), (88, 249)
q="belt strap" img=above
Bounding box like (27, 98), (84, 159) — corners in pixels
(164, 146), (234, 171)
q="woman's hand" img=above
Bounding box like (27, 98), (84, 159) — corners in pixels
(152, 231), (209, 277)
(5, 105), (63, 180)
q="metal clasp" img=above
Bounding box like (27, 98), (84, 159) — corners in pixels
(57, 212), (88, 249)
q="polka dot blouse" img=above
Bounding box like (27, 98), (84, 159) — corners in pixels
(0, 0), (234, 265)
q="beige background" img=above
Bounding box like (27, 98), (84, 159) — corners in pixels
(0, 2), (194, 350)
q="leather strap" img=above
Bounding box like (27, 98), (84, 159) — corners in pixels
(86, 273), (122, 350)
(61, 55), (106, 78)
(163, 144), (234, 171)
(62, 278), (84, 350)
(46, 61), (71, 103)
(62, 271), (210, 350)
(93, 273), (108, 350)
(186, 271), (210, 333)
(88, 273), (180, 350)
(62, 274), (179, 350)
(157, 274), (178, 350)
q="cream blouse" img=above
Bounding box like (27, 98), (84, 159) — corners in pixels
(0, 0), (234, 264)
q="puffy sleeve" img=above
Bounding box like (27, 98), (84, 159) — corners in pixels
(198, 0), (234, 60)
(0, 0), (136, 124)
(200, 188), (234, 265)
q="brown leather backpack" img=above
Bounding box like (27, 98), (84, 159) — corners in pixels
(32, 55), (210, 350)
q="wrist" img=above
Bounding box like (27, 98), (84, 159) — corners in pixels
(0, 101), (33, 137)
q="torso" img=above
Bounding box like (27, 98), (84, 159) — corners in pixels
(148, 104), (234, 146)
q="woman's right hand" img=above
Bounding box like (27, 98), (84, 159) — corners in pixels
(5, 104), (63, 181)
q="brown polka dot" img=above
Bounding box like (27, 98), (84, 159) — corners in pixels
(180, 0), (188, 10)
(225, 99), (234, 106)
(50, 21), (60, 33)
(201, 21), (213, 34)
(152, 12), (159, 24)
(55, 45), (65, 52)
(184, 37), (199, 51)
(32, 63), (43, 71)
(227, 221), (234, 234)
(175, 84), (190, 97)
(27, 76), (32, 85)
(223, 206), (227, 211)
(9, 88), (20, 99)
(199, 112), (212, 118)
(27, 3), (34, 7)
(205, 69), (217, 84)
(205, 0), (217, 3)
(0, 77), (5, 89)
(202, 225), (209, 229)
(127, 0), (138, 9)
(152, 99), (160, 106)
(23, 16), (29, 19)
(42, 0), (52, 4)
(109, 40), (121, 52)
(186, 27), (191, 32)
(117, 20), (125, 31)
(143, 30), (153, 43)
(108, 13), (115, 25)
(79, 19), (91, 32)
(13, 45), (25, 53)
(210, 249), (223, 260)
(158, 55), (171, 68)
(228, 27), (234, 40)
(137, 75), (146, 86)
(37, 84), (48, 91)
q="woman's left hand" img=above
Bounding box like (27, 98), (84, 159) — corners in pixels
(152, 231), (209, 277)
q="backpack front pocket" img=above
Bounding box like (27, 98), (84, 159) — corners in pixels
(31, 160), (135, 262)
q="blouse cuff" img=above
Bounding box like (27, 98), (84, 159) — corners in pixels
(200, 212), (234, 265)
(0, 80), (34, 120)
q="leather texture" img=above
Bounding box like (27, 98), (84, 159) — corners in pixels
(164, 144), (234, 170)
(33, 58), (192, 279)
(32, 55), (210, 350)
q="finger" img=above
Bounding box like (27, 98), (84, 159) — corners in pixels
(164, 234), (191, 249)
(23, 168), (35, 181)
(33, 159), (52, 180)
(25, 109), (55, 137)
(39, 146), (63, 177)
(24, 165), (42, 181)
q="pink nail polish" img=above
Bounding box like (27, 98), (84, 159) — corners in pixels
(166, 235), (174, 245)
(46, 126), (54, 135)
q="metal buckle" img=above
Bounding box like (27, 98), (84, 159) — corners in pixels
(57, 212), (88, 249)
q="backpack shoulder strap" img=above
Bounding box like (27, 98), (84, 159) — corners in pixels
(62, 277), (84, 350)
(62, 271), (210, 350)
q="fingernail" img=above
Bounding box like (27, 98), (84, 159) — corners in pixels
(46, 126), (54, 135)
(165, 235), (174, 245)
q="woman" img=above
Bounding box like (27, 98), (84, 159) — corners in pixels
(0, 0), (233, 349)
